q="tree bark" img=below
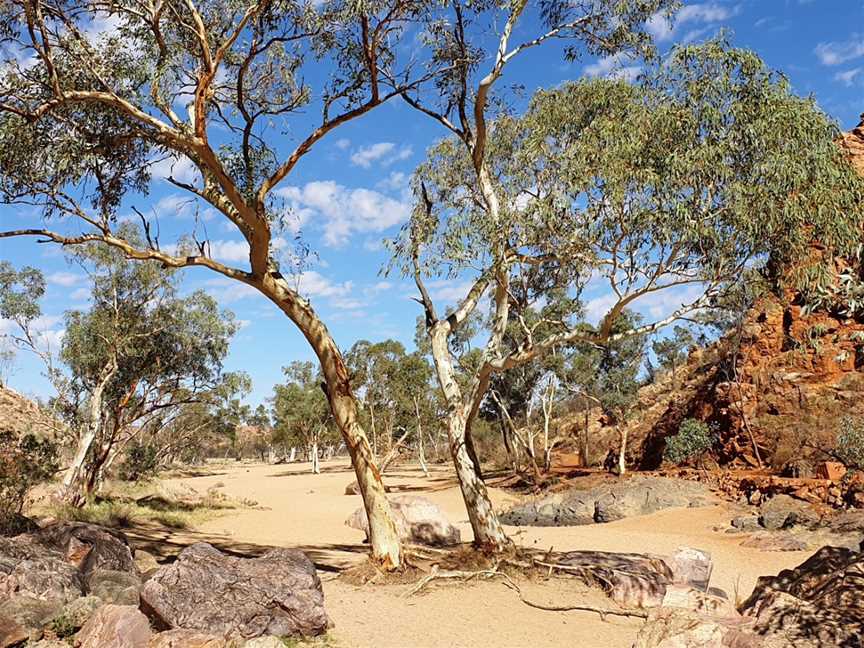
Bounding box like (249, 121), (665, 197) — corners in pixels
(260, 274), (402, 569)
(311, 440), (320, 474)
(618, 426), (628, 477)
(63, 358), (117, 506)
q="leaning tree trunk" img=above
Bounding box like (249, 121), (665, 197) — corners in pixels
(63, 359), (117, 506)
(262, 275), (402, 569)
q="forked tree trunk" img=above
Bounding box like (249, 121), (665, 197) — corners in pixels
(262, 275), (402, 569)
(63, 358), (117, 506)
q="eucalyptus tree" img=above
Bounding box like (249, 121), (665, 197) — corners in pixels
(60, 241), (238, 504)
(271, 360), (335, 474)
(0, 0), (460, 567)
(652, 326), (694, 380)
(393, 41), (864, 549)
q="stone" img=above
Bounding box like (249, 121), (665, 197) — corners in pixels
(0, 536), (84, 604)
(556, 550), (674, 608)
(730, 515), (760, 532)
(633, 607), (760, 648)
(344, 481), (393, 496)
(740, 546), (864, 646)
(75, 604), (152, 648)
(740, 533), (808, 552)
(758, 494), (817, 530)
(346, 496), (461, 546)
(26, 641), (69, 648)
(242, 638), (285, 648)
(140, 543), (328, 640)
(34, 523), (137, 576)
(134, 550), (161, 576)
(0, 596), (62, 632)
(86, 569), (141, 605)
(666, 548), (712, 590)
(816, 461), (847, 481)
(54, 596), (102, 632)
(148, 629), (228, 648)
(0, 616), (27, 648)
(661, 585), (736, 617)
(500, 477), (713, 527)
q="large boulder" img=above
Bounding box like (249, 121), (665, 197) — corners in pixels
(148, 629), (228, 648)
(140, 543), (328, 640)
(34, 522), (137, 576)
(0, 537), (84, 605)
(633, 607), (760, 648)
(757, 495), (818, 531)
(501, 477), (713, 527)
(86, 569), (141, 606)
(75, 604), (152, 648)
(555, 551), (674, 608)
(345, 496), (461, 547)
(740, 545), (864, 646)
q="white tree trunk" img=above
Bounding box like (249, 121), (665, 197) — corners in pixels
(618, 427), (628, 477)
(289, 446), (296, 462)
(311, 441), (320, 474)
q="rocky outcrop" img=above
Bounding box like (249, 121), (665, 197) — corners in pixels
(739, 545), (864, 646)
(346, 496), (461, 546)
(500, 477), (713, 526)
(148, 629), (228, 647)
(140, 543), (328, 640)
(633, 607), (760, 648)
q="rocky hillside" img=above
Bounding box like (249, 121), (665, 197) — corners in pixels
(0, 383), (64, 439)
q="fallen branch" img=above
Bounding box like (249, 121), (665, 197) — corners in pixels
(517, 596), (648, 620)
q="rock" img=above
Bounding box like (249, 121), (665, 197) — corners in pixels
(816, 461), (847, 481)
(53, 595), (102, 633)
(825, 509), (864, 534)
(242, 638), (285, 648)
(75, 604), (152, 648)
(86, 569), (141, 605)
(501, 477), (713, 527)
(148, 629), (228, 648)
(730, 515), (760, 532)
(661, 585), (736, 617)
(740, 533), (808, 552)
(740, 545), (864, 646)
(26, 641), (69, 648)
(34, 522), (137, 576)
(344, 481), (393, 495)
(134, 550), (161, 576)
(556, 550), (673, 608)
(666, 548), (712, 590)
(633, 607), (759, 648)
(0, 596), (62, 632)
(346, 496), (461, 547)
(0, 536), (84, 604)
(758, 494), (817, 530)
(140, 543), (328, 640)
(0, 616), (28, 648)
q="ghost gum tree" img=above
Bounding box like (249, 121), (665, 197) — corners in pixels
(0, 0), (468, 568)
(392, 41), (864, 550)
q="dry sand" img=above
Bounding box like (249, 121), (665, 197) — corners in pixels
(143, 460), (813, 648)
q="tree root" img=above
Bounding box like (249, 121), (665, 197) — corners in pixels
(403, 560), (649, 621)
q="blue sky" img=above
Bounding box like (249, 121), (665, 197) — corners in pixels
(2, 0), (864, 407)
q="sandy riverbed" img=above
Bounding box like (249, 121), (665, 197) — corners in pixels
(139, 460), (812, 648)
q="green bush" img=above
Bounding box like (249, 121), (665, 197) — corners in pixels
(120, 441), (158, 481)
(664, 418), (716, 464)
(0, 430), (58, 534)
(836, 416), (864, 469)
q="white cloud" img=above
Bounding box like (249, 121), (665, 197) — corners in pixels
(70, 288), (91, 301)
(350, 142), (413, 168)
(584, 53), (641, 81)
(426, 280), (479, 305)
(835, 68), (862, 86)
(646, 3), (736, 43)
(46, 272), (83, 287)
(335, 138), (351, 150)
(277, 181), (410, 247)
(206, 239), (250, 263)
(817, 37), (864, 66)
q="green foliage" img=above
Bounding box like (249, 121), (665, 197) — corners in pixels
(120, 441), (158, 482)
(664, 419), (716, 464)
(0, 431), (58, 533)
(270, 361), (334, 450)
(836, 416), (864, 469)
(652, 326), (695, 376)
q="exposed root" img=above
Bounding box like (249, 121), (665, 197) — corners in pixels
(402, 558), (649, 622)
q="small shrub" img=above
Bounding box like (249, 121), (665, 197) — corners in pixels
(119, 441), (158, 482)
(836, 416), (864, 469)
(0, 430), (58, 534)
(664, 418), (716, 464)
